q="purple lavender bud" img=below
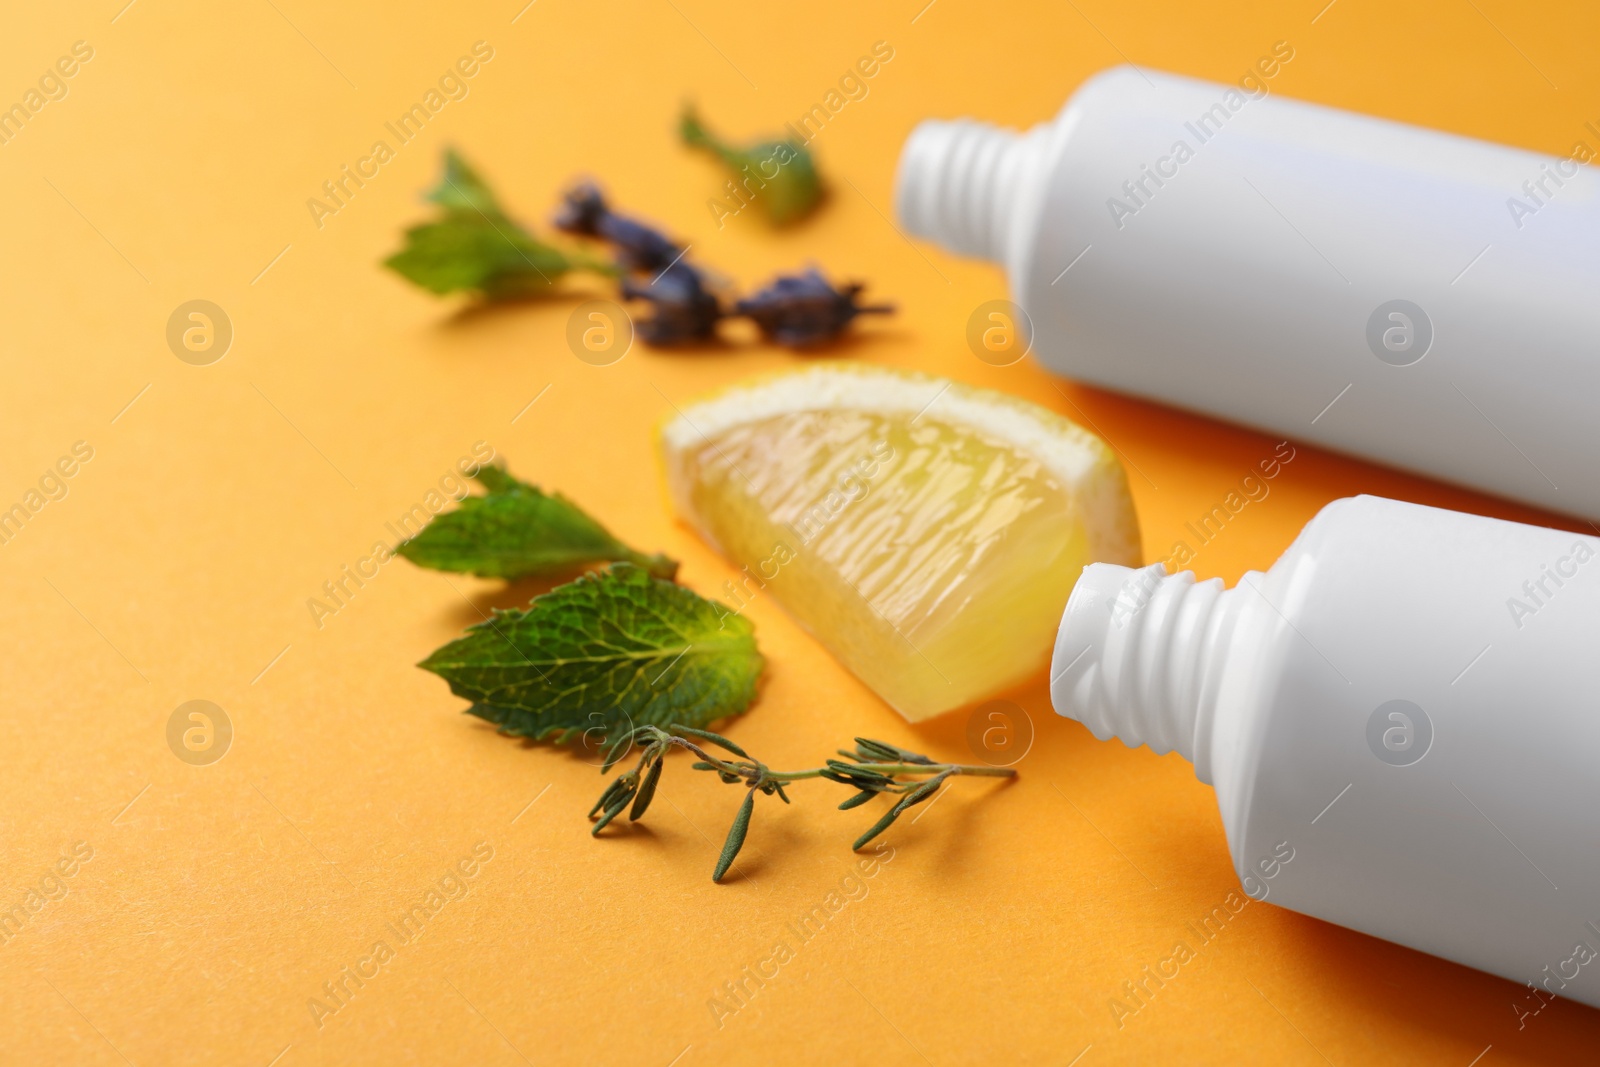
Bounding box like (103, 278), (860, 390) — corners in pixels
(553, 181), (683, 273)
(732, 268), (893, 347)
(620, 262), (724, 345)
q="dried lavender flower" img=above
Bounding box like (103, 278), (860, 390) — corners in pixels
(732, 268), (893, 347)
(553, 181), (683, 273)
(620, 262), (724, 345)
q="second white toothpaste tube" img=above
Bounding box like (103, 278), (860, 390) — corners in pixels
(1052, 495), (1600, 1011)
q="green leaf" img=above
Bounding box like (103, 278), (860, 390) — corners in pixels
(384, 215), (573, 299)
(630, 756), (665, 820)
(838, 790), (876, 810)
(821, 761), (891, 787)
(592, 790), (633, 835)
(418, 563), (763, 745)
(851, 777), (943, 851)
(850, 805), (901, 852)
(396, 466), (678, 581)
(668, 723), (748, 758)
(714, 789), (755, 882)
(589, 777), (626, 819)
(599, 727), (637, 773)
(680, 103), (822, 226)
(384, 150), (614, 301)
(427, 148), (506, 216)
(854, 738), (932, 765)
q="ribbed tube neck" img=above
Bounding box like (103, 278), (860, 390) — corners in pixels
(894, 117), (1049, 266)
(1050, 564), (1245, 783)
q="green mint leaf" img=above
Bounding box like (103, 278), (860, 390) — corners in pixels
(427, 148), (506, 216)
(384, 215), (572, 299)
(396, 466), (678, 581)
(385, 150), (614, 301)
(680, 103), (822, 226)
(418, 563), (762, 744)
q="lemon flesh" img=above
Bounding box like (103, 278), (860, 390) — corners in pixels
(661, 364), (1140, 722)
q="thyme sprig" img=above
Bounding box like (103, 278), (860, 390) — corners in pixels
(590, 724), (1016, 882)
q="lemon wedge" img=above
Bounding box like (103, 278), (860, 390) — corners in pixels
(659, 363), (1141, 721)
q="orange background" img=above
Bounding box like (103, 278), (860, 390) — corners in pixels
(1, 0), (1596, 1063)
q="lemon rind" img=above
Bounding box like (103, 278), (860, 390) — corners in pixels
(660, 361), (1141, 567)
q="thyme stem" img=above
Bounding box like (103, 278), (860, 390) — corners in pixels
(590, 724), (1019, 882)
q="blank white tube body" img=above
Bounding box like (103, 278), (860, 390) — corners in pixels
(896, 65), (1600, 518)
(1052, 495), (1600, 1008)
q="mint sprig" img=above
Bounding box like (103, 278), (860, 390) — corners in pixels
(425, 148), (506, 216)
(397, 465), (677, 581)
(384, 149), (611, 300)
(418, 564), (762, 744)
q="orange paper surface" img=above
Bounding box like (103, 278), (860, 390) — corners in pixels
(1, 0), (1596, 1063)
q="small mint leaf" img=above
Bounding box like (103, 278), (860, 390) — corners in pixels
(396, 466), (677, 581)
(386, 150), (614, 301)
(427, 148), (506, 216)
